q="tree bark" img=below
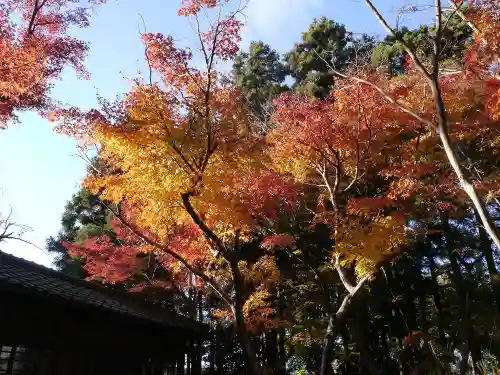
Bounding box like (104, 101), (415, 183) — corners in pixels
(474, 208), (500, 316)
(278, 289), (286, 375)
(428, 255), (447, 346)
(234, 306), (262, 375)
(319, 274), (371, 375)
(229, 260), (262, 375)
(265, 330), (278, 371)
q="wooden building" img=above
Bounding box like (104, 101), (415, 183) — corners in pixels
(0, 250), (208, 375)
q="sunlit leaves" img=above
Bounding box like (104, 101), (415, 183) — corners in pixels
(269, 79), (413, 273)
(336, 215), (408, 276)
(0, 0), (106, 125)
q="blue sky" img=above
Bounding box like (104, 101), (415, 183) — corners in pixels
(0, 0), (431, 267)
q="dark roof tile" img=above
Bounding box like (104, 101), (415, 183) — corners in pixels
(0, 251), (208, 334)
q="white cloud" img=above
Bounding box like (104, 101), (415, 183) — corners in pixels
(241, 0), (327, 52)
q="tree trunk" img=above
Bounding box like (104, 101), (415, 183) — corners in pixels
(230, 260), (262, 375)
(319, 274), (371, 375)
(470, 331), (483, 375)
(340, 325), (352, 374)
(475, 208), (500, 316)
(265, 330), (278, 372)
(176, 351), (185, 375)
(428, 255), (447, 345)
(278, 289), (286, 375)
(350, 310), (379, 375)
(414, 256), (428, 334)
(215, 329), (224, 374)
(320, 314), (336, 375)
(190, 291), (203, 375)
(234, 306), (262, 375)
(442, 213), (473, 375)
(209, 333), (215, 375)
(186, 342), (191, 375)
(428, 77), (500, 251)
(459, 292), (471, 375)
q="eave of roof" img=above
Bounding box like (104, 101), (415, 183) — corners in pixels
(0, 250), (209, 334)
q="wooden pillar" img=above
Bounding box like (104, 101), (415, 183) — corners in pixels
(191, 339), (202, 375)
(6, 345), (17, 374)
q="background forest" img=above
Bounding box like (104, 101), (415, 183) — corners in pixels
(2, 0), (500, 374)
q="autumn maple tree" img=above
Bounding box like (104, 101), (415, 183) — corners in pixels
(56, 1), (299, 373)
(0, 0), (105, 126)
(322, 0), (500, 253)
(269, 77), (418, 375)
(267, 2), (500, 372)
(45, 1), (500, 373)
(450, 0), (500, 80)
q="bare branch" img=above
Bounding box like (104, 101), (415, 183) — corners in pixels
(448, 0), (480, 35)
(138, 14), (153, 86)
(433, 0), (443, 75)
(362, 0), (431, 78)
(332, 70), (436, 129)
(0, 235), (48, 254)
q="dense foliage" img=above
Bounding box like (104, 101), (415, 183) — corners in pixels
(0, 0), (107, 125)
(13, 0), (500, 374)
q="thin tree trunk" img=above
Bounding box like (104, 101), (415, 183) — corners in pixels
(428, 255), (447, 345)
(320, 314), (336, 375)
(278, 289), (286, 375)
(265, 330), (278, 372)
(470, 331), (482, 375)
(209, 333), (215, 375)
(176, 351), (185, 375)
(414, 256), (429, 333)
(475, 208), (500, 315)
(186, 342), (191, 375)
(215, 329), (224, 374)
(341, 325), (352, 374)
(442, 213), (473, 375)
(459, 292), (471, 375)
(190, 292), (202, 375)
(319, 274), (371, 375)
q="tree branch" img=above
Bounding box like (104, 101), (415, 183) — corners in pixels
(106, 202), (234, 308)
(362, 0), (431, 78)
(433, 0), (443, 76)
(334, 253), (357, 293)
(181, 192), (229, 256)
(332, 70), (436, 129)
